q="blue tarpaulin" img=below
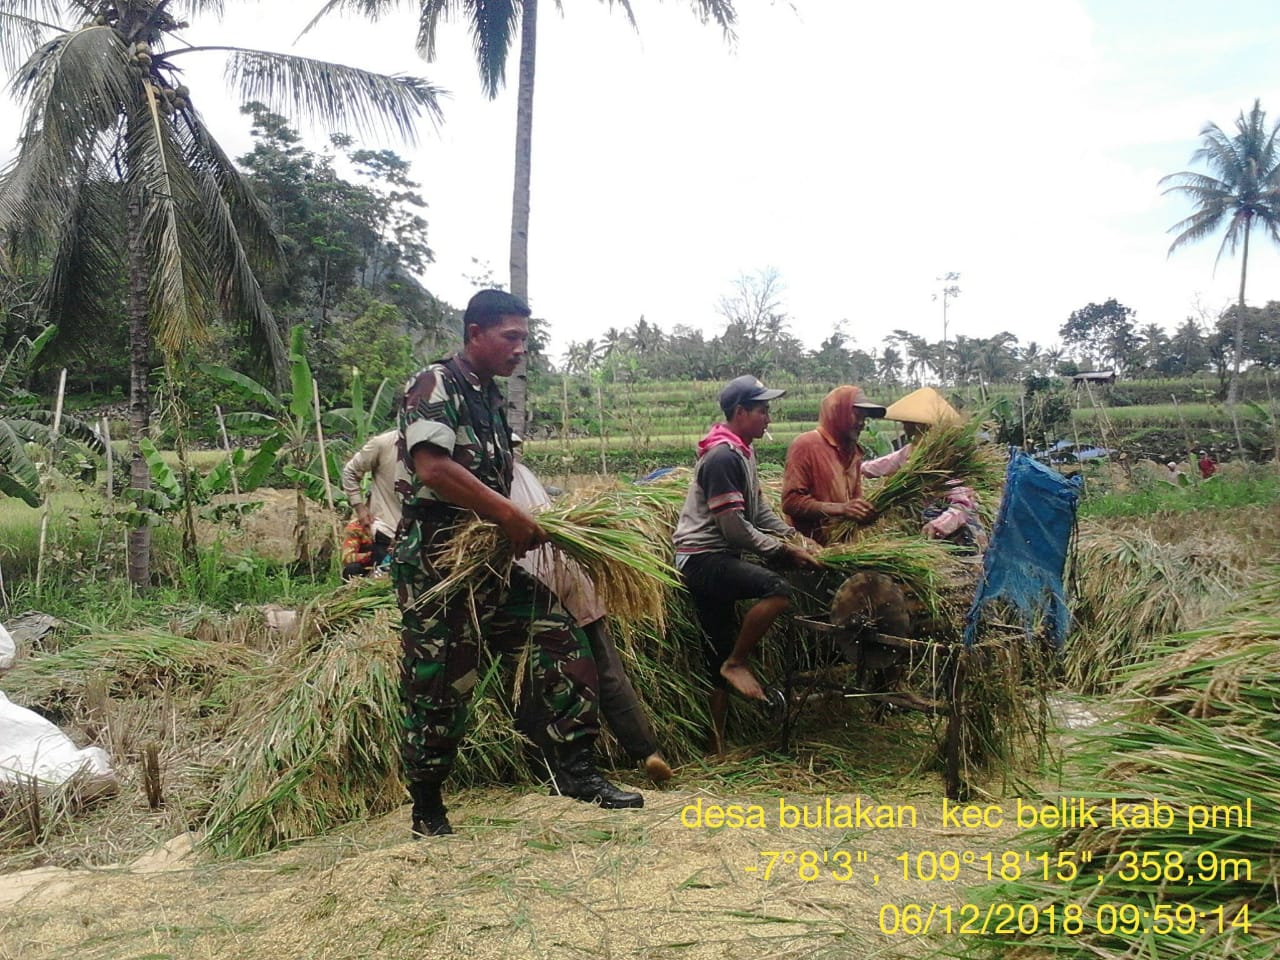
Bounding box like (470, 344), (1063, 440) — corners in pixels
(963, 450), (1082, 647)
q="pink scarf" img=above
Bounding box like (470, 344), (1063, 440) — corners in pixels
(696, 423), (753, 459)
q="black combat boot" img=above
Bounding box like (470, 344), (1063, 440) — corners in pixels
(552, 741), (644, 809)
(409, 781), (453, 837)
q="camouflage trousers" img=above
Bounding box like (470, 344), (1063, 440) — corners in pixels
(393, 562), (600, 785)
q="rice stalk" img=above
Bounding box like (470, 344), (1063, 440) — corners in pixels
(946, 572), (1280, 960)
(200, 592), (404, 860)
(862, 418), (1004, 520)
(818, 533), (971, 628)
(1066, 527), (1246, 692)
(3, 629), (263, 706)
(421, 494), (680, 628)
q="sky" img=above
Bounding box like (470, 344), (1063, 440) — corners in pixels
(5, 0), (1280, 364)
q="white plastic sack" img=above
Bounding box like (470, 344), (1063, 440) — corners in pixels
(510, 463), (607, 626)
(0, 692), (117, 795)
(0, 623), (14, 671)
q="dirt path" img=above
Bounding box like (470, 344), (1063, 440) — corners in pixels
(1, 782), (1023, 960)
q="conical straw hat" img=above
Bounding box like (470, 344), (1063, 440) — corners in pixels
(884, 387), (961, 426)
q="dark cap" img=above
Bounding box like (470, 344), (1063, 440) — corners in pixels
(719, 375), (786, 418)
(849, 384), (887, 418)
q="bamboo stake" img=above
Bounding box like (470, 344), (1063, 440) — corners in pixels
(35, 368), (67, 590)
(596, 377), (607, 475)
(1170, 393), (1197, 482)
(312, 381), (341, 548)
(95, 416), (113, 572)
(215, 404), (240, 497)
(100, 416), (113, 503)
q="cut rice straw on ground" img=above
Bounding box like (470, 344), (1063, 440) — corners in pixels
(1066, 526), (1247, 692)
(946, 570), (1280, 960)
(200, 584), (403, 860)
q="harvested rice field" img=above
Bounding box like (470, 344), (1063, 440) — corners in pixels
(3, 462), (1279, 960)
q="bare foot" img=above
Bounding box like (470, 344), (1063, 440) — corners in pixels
(720, 661), (766, 701)
(643, 752), (674, 784)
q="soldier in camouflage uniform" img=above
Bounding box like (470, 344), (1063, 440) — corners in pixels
(392, 289), (643, 837)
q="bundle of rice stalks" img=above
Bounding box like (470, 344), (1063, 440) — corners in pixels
(3, 628), (263, 706)
(818, 533), (971, 629)
(1066, 527), (1246, 692)
(200, 583), (404, 859)
(424, 494), (680, 628)
(863, 417), (1004, 521)
(948, 573), (1280, 960)
(943, 625), (1058, 789)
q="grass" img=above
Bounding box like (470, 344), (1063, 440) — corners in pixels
(1079, 464), (1280, 518)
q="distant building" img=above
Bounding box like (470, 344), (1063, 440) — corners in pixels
(1069, 370), (1116, 386)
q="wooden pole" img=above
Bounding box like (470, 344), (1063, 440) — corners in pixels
(35, 368), (68, 590)
(595, 377), (607, 475)
(1170, 393), (1197, 481)
(560, 375), (570, 457)
(100, 416), (114, 504)
(215, 404), (240, 497)
(312, 381), (341, 547)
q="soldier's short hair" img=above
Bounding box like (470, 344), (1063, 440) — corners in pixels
(463, 289), (531, 341)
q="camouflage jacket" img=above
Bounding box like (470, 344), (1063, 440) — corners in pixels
(393, 354), (515, 573)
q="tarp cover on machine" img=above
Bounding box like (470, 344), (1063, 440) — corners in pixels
(963, 450), (1082, 646)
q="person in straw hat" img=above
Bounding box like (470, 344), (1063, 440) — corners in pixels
(783, 385), (980, 544)
(878, 386), (982, 544)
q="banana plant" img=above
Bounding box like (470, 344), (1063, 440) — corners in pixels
(199, 326), (345, 568)
(113, 438), (260, 529)
(324, 365), (396, 445)
(0, 326), (105, 506)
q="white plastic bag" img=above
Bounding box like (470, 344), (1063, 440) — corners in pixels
(0, 623), (14, 671)
(0, 692), (117, 795)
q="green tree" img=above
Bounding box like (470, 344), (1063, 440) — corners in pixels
(877, 345), (904, 385)
(1059, 299), (1139, 373)
(0, 1), (441, 586)
(1161, 99), (1280, 450)
(0, 326), (103, 506)
(306, 0), (737, 432)
(325, 290), (417, 395)
(1167, 317), (1210, 376)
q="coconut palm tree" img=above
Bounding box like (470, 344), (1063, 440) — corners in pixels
(0, 0), (442, 586)
(1161, 99), (1280, 451)
(305, 0), (737, 431)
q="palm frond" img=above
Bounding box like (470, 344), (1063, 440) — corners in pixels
(16, 408), (106, 452)
(297, 0), (406, 40)
(0, 9), (59, 76)
(462, 0), (519, 98)
(187, 166), (286, 377)
(34, 173), (128, 342)
(214, 47), (444, 143)
(173, 0), (228, 16)
(124, 86), (210, 358)
(686, 0), (736, 39)
(178, 109), (284, 273)
(9, 26), (134, 159)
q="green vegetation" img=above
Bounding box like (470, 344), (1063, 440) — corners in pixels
(1079, 465), (1280, 518)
